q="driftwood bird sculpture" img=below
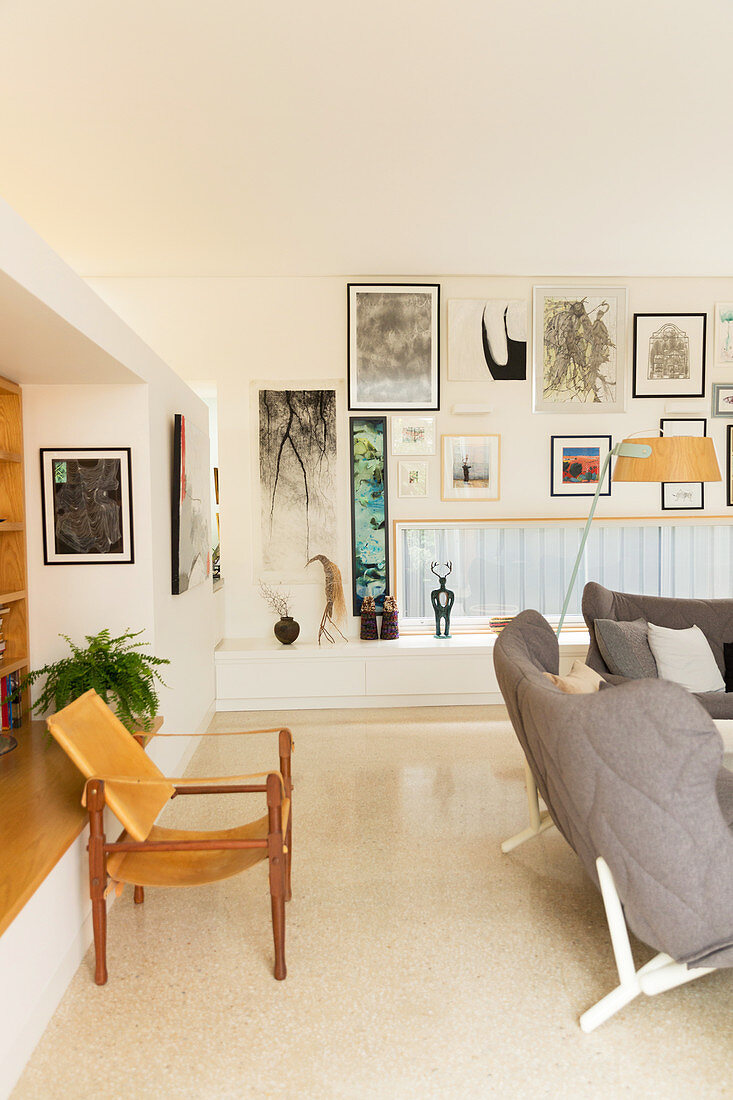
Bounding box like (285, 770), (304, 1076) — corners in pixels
(306, 554), (348, 645)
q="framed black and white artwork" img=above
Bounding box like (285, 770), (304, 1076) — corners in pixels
(172, 415), (211, 594)
(532, 286), (626, 413)
(40, 448), (134, 565)
(348, 284), (440, 410)
(659, 417), (706, 512)
(448, 298), (527, 381)
(632, 314), (707, 399)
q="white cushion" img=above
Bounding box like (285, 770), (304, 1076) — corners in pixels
(646, 622), (725, 694)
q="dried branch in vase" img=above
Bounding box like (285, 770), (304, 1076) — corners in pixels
(258, 580), (291, 619)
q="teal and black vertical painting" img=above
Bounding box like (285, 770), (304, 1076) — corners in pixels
(350, 417), (389, 615)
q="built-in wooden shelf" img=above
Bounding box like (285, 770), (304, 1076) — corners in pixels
(0, 378), (20, 398)
(0, 590), (26, 606)
(0, 657), (28, 678)
(0, 451), (21, 463)
(0, 523), (24, 532)
(0, 720), (86, 937)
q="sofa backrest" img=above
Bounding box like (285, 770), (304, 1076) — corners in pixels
(582, 581), (733, 676)
(493, 609), (733, 968)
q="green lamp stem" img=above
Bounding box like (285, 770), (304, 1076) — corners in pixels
(555, 441), (651, 635)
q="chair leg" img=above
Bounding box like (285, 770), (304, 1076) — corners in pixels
(86, 780), (109, 985)
(501, 757), (555, 853)
(271, 894), (286, 980)
(267, 772), (287, 979)
(134, 885), (145, 904)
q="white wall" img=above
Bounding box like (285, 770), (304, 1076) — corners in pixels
(88, 274), (733, 641)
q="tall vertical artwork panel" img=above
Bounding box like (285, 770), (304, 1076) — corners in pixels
(259, 389), (338, 573)
(172, 414), (211, 594)
(350, 417), (389, 615)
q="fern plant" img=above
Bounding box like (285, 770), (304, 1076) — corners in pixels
(16, 628), (169, 733)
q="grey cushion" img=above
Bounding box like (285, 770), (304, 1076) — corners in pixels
(594, 617), (658, 680)
(494, 610), (733, 970)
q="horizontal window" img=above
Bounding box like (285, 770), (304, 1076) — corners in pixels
(394, 519), (733, 632)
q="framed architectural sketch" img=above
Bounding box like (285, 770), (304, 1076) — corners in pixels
(172, 415), (211, 594)
(550, 435), (611, 498)
(348, 284), (440, 410)
(441, 435), (500, 501)
(350, 417), (389, 614)
(40, 448), (134, 565)
(391, 415), (436, 455)
(727, 425), (733, 506)
(714, 303), (733, 364)
(632, 314), (706, 398)
(661, 482), (704, 510)
(659, 417), (706, 511)
(398, 461), (428, 498)
(448, 298), (527, 381)
(532, 286), (626, 413)
(711, 383), (733, 418)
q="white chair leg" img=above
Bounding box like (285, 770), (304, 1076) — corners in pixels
(501, 758), (555, 853)
(579, 857), (718, 1032)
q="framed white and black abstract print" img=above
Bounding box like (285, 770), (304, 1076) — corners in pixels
(172, 415), (212, 594)
(348, 284), (440, 410)
(40, 448), (134, 565)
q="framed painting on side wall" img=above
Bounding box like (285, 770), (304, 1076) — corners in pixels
(172, 414), (211, 594)
(348, 284), (440, 410)
(40, 448), (134, 565)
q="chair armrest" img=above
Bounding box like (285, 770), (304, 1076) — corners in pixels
(82, 770), (285, 806)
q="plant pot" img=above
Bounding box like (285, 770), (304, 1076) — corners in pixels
(274, 616), (300, 645)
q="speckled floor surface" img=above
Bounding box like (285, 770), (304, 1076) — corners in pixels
(12, 706), (733, 1099)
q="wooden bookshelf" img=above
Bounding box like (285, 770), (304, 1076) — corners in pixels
(0, 375), (28, 726)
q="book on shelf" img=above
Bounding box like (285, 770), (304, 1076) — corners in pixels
(1, 670), (22, 730)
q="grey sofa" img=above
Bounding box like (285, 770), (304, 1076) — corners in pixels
(582, 581), (733, 719)
(493, 609), (733, 1027)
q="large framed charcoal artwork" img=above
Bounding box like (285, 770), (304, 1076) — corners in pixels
(172, 414), (212, 594)
(632, 314), (706, 399)
(40, 448), (134, 565)
(532, 286), (626, 413)
(348, 284), (440, 410)
(350, 417), (389, 615)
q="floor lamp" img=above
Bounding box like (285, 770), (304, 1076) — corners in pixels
(556, 434), (722, 634)
(502, 433), (721, 855)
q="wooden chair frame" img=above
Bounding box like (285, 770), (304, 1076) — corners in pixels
(85, 726), (293, 984)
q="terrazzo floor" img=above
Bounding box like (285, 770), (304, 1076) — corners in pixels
(12, 706), (733, 1099)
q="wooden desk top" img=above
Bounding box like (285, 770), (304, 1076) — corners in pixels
(0, 720), (86, 937)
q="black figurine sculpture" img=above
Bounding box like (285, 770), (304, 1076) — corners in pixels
(430, 561), (454, 639)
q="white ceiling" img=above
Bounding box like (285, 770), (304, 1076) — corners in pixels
(1, 0), (732, 278)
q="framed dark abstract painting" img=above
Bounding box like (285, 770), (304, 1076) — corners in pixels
(348, 284), (440, 410)
(40, 447), (134, 565)
(172, 414), (211, 594)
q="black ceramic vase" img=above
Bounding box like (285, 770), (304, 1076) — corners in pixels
(274, 616), (300, 645)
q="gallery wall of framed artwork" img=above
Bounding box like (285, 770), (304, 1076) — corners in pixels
(40, 447), (134, 565)
(172, 414), (211, 594)
(632, 313), (706, 399)
(348, 284), (440, 411)
(349, 417), (389, 615)
(532, 286), (626, 413)
(550, 435), (611, 498)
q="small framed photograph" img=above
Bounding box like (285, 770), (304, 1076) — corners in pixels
(632, 313), (706, 398)
(659, 418), (707, 511)
(661, 482), (704, 510)
(727, 425), (733, 506)
(441, 435), (500, 501)
(348, 284), (440, 410)
(711, 383), (733, 418)
(714, 303), (733, 364)
(532, 286), (626, 413)
(550, 435), (612, 497)
(40, 448), (134, 565)
(398, 460), (429, 498)
(391, 415), (436, 455)
(660, 417), (707, 439)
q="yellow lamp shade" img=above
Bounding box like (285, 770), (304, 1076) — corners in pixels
(612, 436), (721, 484)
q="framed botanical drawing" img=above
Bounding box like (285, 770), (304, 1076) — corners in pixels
(714, 303), (733, 364)
(172, 415), (211, 594)
(550, 435), (612, 497)
(532, 286), (626, 413)
(350, 417), (389, 614)
(398, 461), (428, 498)
(727, 425), (733, 506)
(40, 448), (134, 565)
(441, 435), (500, 502)
(348, 284), (440, 410)
(659, 417), (706, 512)
(391, 415), (436, 455)
(632, 314), (706, 398)
(711, 383), (733, 418)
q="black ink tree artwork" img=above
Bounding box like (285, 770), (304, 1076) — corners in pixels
(259, 389), (338, 573)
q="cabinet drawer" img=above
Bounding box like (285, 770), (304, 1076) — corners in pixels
(365, 655), (495, 696)
(216, 658), (365, 700)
